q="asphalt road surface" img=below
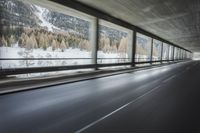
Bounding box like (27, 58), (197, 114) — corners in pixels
(1, 61), (200, 133)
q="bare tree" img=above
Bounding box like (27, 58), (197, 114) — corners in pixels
(18, 49), (34, 68)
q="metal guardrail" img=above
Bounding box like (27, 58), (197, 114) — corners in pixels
(0, 57), (186, 76)
(0, 58), (131, 60)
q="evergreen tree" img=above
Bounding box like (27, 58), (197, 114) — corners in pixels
(0, 36), (8, 47)
(65, 41), (69, 48)
(111, 45), (118, 53)
(44, 33), (49, 48)
(84, 40), (91, 51)
(38, 33), (48, 50)
(52, 39), (57, 51)
(103, 37), (111, 53)
(30, 33), (38, 49)
(118, 37), (128, 54)
(19, 33), (26, 47)
(23, 34), (29, 47)
(118, 37), (128, 59)
(78, 39), (84, 50)
(38, 33), (45, 48)
(42, 42), (48, 50)
(60, 39), (66, 52)
(25, 36), (34, 50)
(48, 34), (54, 46)
(8, 35), (16, 47)
(99, 36), (105, 51)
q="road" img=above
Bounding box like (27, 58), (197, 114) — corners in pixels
(0, 61), (200, 133)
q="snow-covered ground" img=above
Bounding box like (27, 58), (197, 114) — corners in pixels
(0, 46), (92, 68)
(0, 46), (153, 78)
(0, 45), (153, 69)
(98, 51), (130, 64)
(135, 54), (150, 62)
(0, 45), (132, 69)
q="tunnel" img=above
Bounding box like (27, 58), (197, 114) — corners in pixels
(0, 0), (200, 133)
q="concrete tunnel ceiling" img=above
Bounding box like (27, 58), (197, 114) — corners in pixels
(76, 0), (200, 52)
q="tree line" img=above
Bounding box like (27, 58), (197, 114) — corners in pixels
(0, 27), (91, 52)
(0, 27), (130, 55)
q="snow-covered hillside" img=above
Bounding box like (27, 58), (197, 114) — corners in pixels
(33, 5), (61, 32)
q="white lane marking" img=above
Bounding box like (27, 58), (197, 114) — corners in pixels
(162, 75), (176, 83)
(75, 85), (161, 133)
(76, 62), (190, 132)
(153, 85), (161, 90)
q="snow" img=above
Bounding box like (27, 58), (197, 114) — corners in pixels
(98, 51), (130, 64)
(0, 45), (152, 78)
(0, 45), (152, 69)
(0, 46), (139, 69)
(0, 46), (92, 69)
(0, 45), (96, 78)
(34, 5), (61, 32)
(135, 54), (150, 62)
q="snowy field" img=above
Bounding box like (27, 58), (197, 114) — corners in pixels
(0, 45), (152, 69)
(0, 46), (151, 78)
(0, 45), (132, 69)
(0, 46), (92, 69)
